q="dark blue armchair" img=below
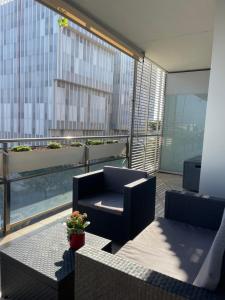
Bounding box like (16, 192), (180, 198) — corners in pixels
(73, 166), (156, 242)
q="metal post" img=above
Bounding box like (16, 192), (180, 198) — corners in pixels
(84, 139), (90, 173)
(129, 59), (138, 169)
(3, 143), (10, 235)
(126, 137), (130, 167)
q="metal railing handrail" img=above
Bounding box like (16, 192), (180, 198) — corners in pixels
(0, 133), (161, 144)
(0, 135), (129, 144)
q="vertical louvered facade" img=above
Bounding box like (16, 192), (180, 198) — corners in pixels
(130, 58), (166, 173)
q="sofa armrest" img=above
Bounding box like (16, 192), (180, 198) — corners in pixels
(75, 245), (213, 300)
(124, 176), (156, 239)
(73, 170), (104, 210)
(165, 190), (225, 230)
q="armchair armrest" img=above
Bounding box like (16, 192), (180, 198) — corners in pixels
(165, 190), (225, 230)
(75, 245), (212, 300)
(124, 176), (156, 239)
(73, 170), (104, 210)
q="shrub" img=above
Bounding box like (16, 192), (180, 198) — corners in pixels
(47, 142), (62, 149)
(106, 140), (118, 144)
(71, 142), (83, 147)
(11, 145), (32, 152)
(86, 139), (104, 146)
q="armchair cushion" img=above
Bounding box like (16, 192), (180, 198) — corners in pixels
(194, 209), (225, 290)
(103, 166), (148, 193)
(78, 192), (123, 213)
(117, 218), (216, 284)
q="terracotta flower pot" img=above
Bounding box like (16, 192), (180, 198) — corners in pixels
(69, 233), (85, 250)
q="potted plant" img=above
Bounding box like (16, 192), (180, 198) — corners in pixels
(66, 211), (90, 250)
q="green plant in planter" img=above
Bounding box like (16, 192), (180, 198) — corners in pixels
(106, 140), (118, 144)
(47, 142), (62, 149)
(71, 142), (83, 147)
(11, 145), (32, 152)
(86, 139), (104, 146)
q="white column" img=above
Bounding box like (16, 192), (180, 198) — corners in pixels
(199, 0), (225, 197)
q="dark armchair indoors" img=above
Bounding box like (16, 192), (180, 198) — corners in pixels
(73, 166), (156, 242)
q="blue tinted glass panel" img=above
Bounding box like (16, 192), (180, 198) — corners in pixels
(10, 167), (85, 223)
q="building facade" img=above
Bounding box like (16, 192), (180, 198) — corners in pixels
(0, 0), (133, 138)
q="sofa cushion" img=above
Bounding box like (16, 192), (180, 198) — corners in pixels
(103, 166), (148, 193)
(78, 192), (123, 213)
(194, 209), (225, 290)
(117, 218), (216, 284)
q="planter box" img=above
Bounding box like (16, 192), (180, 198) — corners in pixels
(88, 143), (126, 161)
(0, 147), (85, 176)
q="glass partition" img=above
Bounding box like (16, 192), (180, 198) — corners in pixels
(10, 167), (85, 224)
(89, 158), (128, 172)
(10, 158), (127, 224)
(160, 94), (207, 173)
(0, 136), (129, 231)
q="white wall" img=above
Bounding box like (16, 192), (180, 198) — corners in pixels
(199, 0), (225, 197)
(166, 71), (210, 95)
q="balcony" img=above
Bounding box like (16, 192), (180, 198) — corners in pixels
(0, 163), (182, 300)
(0, 133), (183, 299)
(1, 0), (224, 298)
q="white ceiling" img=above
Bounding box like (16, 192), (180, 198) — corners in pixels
(69, 0), (215, 72)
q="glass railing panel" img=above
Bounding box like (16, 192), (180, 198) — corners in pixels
(89, 158), (128, 172)
(10, 167), (85, 224)
(0, 135), (129, 230)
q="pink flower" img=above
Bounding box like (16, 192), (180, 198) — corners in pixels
(72, 211), (80, 217)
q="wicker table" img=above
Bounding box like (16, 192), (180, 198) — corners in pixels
(0, 222), (111, 300)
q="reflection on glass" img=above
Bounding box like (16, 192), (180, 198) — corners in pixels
(90, 159), (127, 172)
(160, 94), (207, 173)
(10, 167), (85, 223)
(9, 159), (127, 224)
